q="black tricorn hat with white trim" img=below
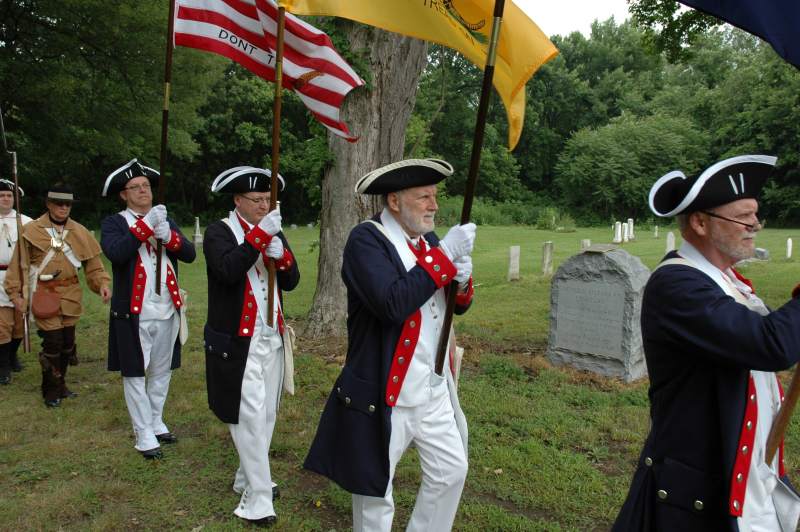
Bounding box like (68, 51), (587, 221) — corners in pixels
(649, 155), (777, 217)
(102, 158), (159, 197)
(355, 159), (454, 195)
(0, 179), (23, 196)
(210, 166), (285, 194)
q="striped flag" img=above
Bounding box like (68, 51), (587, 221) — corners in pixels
(175, 0), (365, 141)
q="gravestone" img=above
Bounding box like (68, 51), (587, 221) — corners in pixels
(581, 239), (592, 250)
(546, 247), (650, 382)
(622, 222), (629, 243)
(542, 241), (554, 276)
(307, 223), (313, 228)
(755, 247), (770, 260)
(193, 217), (203, 246)
(508, 245), (520, 281)
(788, 238), (793, 260)
(612, 222), (622, 244)
(290, 223), (298, 230)
(654, 225), (659, 239)
(666, 231), (676, 253)
(627, 218), (635, 240)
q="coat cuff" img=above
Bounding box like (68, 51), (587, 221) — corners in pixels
(417, 247), (457, 289)
(455, 277), (474, 306)
(129, 219), (153, 242)
(274, 248), (294, 272)
(165, 229), (182, 252)
(244, 226), (273, 252)
(793, 283), (800, 299)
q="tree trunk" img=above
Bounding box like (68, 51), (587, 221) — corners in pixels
(304, 25), (428, 338)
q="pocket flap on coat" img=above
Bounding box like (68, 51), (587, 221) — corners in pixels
(335, 365), (380, 416)
(653, 457), (720, 513)
(204, 324), (233, 360)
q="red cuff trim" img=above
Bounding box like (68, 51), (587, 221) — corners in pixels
(417, 247), (457, 289)
(275, 249), (294, 271)
(130, 219), (154, 242)
(244, 226), (273, 252)
(455, 277), (474, 306)
(165, 229), (182, 252)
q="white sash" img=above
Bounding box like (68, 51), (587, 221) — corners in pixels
(222, 211), (281, 330)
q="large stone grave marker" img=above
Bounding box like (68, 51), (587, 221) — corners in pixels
(546, 247), (650, 382)
(508, 246), (520, 281)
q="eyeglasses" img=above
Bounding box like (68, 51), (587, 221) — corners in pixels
(701, 211), (761, 232)
(240, 195), (270, 205)
(124, 183), (151, 192)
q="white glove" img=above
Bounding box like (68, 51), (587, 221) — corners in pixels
(265, 236), (284, 260)
(439, 223), (476, 261)
(144, 204), (167, 228)
(154, 220), (171, 242)
(258, 209), (282, 236)
(453, 255), (472, 286)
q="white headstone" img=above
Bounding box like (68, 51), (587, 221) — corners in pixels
(290, 224), (297, 230)
(627, 218), (635, 240)
(613, 222), (622, 244)
(622, 223), (629, 243)
(581, 239), (592, 250)
(193, 217), (203, 246)
(654, 225), (659, 239)
(666, 231), (676, 253)
(542, 241), (554, 276)
(508, 245), (520, 281)
(788, 238), (793, 260)
(307, 223), (313, 228)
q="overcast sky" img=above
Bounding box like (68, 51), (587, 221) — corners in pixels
(515, 0), (632, 37)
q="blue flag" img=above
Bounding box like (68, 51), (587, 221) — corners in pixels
(680, 0), (800, 68)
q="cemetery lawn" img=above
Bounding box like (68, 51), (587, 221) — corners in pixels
(2, 224), (800, 531)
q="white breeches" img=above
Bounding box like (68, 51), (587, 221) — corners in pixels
(352, 390), (468, 532)
(123, 315), (180, 452)
(228, 320), (284, 520)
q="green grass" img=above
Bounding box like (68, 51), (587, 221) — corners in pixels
(1, 223), (800, 531)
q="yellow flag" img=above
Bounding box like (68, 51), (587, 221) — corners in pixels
(278, 0), (558, 149)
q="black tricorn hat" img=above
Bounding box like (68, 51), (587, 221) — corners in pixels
(210, 166), (285, 194)
(355, 159), (454, 195)
(102, 158), (160, 197)
(0, 179), (23, 196)
(649, 155), (777, 217)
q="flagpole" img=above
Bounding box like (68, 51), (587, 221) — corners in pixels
(267, 6), (286, 328)
(155, 0), (177, 295)
(434, 0), (506, 376)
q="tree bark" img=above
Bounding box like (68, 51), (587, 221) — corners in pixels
(304, 25), (428, 338)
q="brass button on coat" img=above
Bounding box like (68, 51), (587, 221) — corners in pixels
(657, 490), (668, 500)
(694, 500), (704, 511)
(644, 457), (653, 466)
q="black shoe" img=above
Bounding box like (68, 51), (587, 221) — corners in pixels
(0, 374), (10, 385)
(244, 515), (277, 528)
(272, 486), (280, 500)
(140, 447), (163, 460)
(155, 432), (178, 444)
(44, 398), (61, 408)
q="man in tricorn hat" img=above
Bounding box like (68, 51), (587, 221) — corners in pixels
(203, 166), (299, 527)
(613, 155), (800, 531)
(100, 159), (196, 460)
(5, 183), (110, 407)
(304, 159), (476, 531)
(0, 179), (31, 384)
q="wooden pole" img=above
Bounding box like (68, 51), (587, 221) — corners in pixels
(267, 6), (287, 328)
(434, 0), (506, 375)
(766, 368), (800, 464)
(155, 0), (177, 295)
(0, 106), (30, 353)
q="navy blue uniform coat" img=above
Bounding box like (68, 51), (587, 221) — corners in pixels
(613, 251), (800, 532)
(202, 220), (299, 424)
(304, 217), (471, 497)
(101, 213), (196, 377)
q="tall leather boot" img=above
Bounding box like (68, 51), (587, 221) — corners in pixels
(9, 338), (23, 372)
(0, 342), (11, 385)
(58, 348), (77, 399)
(39, 351), (62, 407)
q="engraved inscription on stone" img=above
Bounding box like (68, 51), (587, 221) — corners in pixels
(554, 280), (625, 359)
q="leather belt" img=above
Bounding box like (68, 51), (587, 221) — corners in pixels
(38, 276), (79, 288)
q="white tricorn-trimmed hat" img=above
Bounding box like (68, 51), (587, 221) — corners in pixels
(102, 158), (159, 197)
(355, 159), (453, 195)
(649, 155), (777, 217)
(0, 179), (23, 196)
(211, 166), (285, 194)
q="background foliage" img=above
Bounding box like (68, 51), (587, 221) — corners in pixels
(2, 3), (800, 226)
